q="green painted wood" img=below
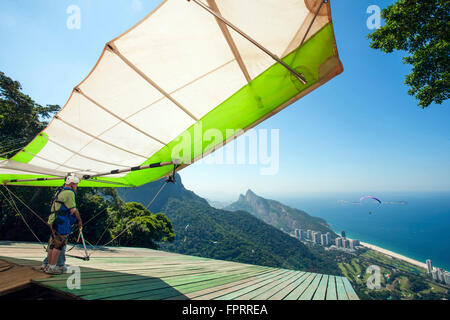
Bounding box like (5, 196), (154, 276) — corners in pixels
(283, 273), (317, 300)
(298, 273), (323, 300)
(169, 271), (278, 300)
(1, 243), (358, 300)
(312, 274), (328, 300)
(136, 271), (272, 300)
(326, 275), (337, 300)
(342, 277), (359, 300)
(335, 277), (349, 300)
(234, 270), (299, 300)
(47, 268), (267, 299)
(103, 269), (277, 301)
(214, 269), (292, 300)
(35, 264), (264, 288)
(250, 271), (305, 300)
(267, 272), (309, 300)
(190, 269), (289, 300)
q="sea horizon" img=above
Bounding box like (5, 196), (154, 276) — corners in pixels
(273, 191), (450, 271)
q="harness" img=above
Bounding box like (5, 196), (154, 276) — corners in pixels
(48, 187), (76, 235)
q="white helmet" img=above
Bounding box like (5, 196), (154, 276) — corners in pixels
(65, 174), (80, 185)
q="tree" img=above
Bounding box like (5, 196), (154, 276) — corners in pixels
(0, 71), (59, 157)
(368, 0), (449, 108)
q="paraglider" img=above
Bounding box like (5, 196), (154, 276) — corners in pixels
(360, 196), (382, 204)
(360, 196), (381, 216)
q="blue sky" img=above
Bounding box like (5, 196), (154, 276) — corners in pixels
(1, 0), (449, 201)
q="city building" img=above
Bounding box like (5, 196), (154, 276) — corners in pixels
(307, 230), (312, 240)
(437, 268), (445, 282)
(426, 259), (433, 274)
(300, 230), (307, 241)
(321, 234), (328, 246)
(444, 272), (450, 285)
(343, 239), (350, 249)
(349, 240), (355, 250)
(335, 237), (343, 248)
(341, 230), (346, 238)
(312, 232), (321, 244)
(295, 229), (300, 239)
(431, 270), (439, 281)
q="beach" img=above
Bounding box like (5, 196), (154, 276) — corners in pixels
(360, 241), (427, 270)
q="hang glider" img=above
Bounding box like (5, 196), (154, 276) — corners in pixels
(0, 0), (343, 188)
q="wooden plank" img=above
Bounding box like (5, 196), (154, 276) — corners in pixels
(283, 273), (317, 300)
(195, 269), (286, 300)
(342, 277), (359, 300)
(1, 243), (360, 301)
(234, 270), (298, 300)
(326, 276), (337, 300)
(35, 264), (263, 287)
(103, 269), (275, 300)
(214, 269), (292, 300)
(335, 276), (349, 300)
(136, 270), (271, 300)
(250, 271), (305, 300)
(298, 274), (322, 300)
(42, 267), (266, 299)
(167, 270), (280, 300)
(267, 272), (309, 300)
(312, 275), (328, 300)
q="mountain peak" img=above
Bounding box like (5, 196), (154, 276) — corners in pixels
(246, 189), (257, 197)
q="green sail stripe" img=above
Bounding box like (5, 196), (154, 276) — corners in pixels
(10, 133), (50, 163)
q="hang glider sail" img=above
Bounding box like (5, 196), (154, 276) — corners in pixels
(0, 0), (343, 188)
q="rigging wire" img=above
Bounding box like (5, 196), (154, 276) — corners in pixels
(4, 186), (50, 228)
(0, 187), (45, 248)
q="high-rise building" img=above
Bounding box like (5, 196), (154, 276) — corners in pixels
(431, 270), (438, 281)
(335, 237), (343, 248)
(343, 239), (350, 249)
(307, 230), (312, 240)
(295, 229), (300, 239)
(321, 234), (328, 246)
(437, 268), (445, 282)
(444, 272), (450, 285)
(300, 230), (307, 241)
(352, 239), (360, 247)
(312, 232), (321, 244)
(426, 259), (433, 274)
(349, 240), (355, 250)
(341, 230), (346, 238)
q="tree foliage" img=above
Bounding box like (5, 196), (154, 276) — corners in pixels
(368, 0), (449, 108)
(0, 71), (59, 157)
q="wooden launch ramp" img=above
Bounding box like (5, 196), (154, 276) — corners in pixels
(0, 242), (358, 300)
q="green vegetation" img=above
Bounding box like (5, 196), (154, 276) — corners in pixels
(0, 71), (59, 158)
(368, 0), (449, 108)
(338, 248), (449, 300)
(225, 190), (336, 237)
(159, 197), (341, 275)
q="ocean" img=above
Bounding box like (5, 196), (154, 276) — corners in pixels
(277, 191), (450, 271)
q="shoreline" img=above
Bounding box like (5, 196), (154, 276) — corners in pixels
(360, 241), (427, 270)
